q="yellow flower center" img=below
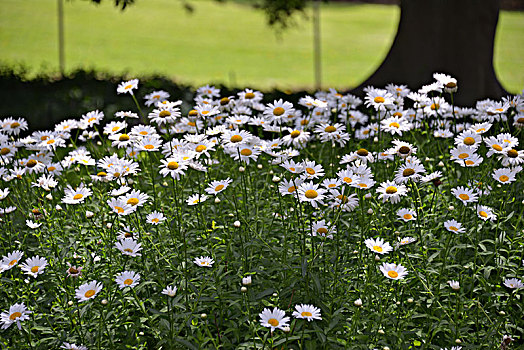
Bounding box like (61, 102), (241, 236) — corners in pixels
(458, 153), (469, 159)
(201, 110), (210, 115)
(465, 160), (474, 165)
(463, 137), (475, 145)
(245, 92), (255, 99)
(125, 84), (133, 90)
(403, 214), (413, 220)
(373, 245), (383, 252)
(398, 146), (410, 154)
(324, 125), (336, 133)
(374, 96), (385, 103)
(357, 148), (369, 156)
(273, 107), (285, 116)
(8, 259), (17, 266)
(389, 122), (400, 128)
(317, 227), (328, 234)
(88, 117), (96, 123)
(144, 144), (154, 150)
(47, 139), (55, 144)
(430, 103), (439, 110)
(290, 130), (301, 138)
(48, 166), (56, 171)
(499, 175), (509, 182)
(159, 110), (171, 117)
(196, 145), (207, 152)
(328, 184), (336, 188)
(446, 82), (457, 88)
(167, 161), (179, 170)
(31, 266), (39, 273)
(73, 194), (83, 200)
(220, 97), (230, 105)
(119, 134), (130, 141)
(231, 135), (243, 143)
(9, 312), (22, 320)
(11, 122), (20, 128)
(240, 148), (252, 156)
(268, 318), (279, 327)
(26, 159), (37, 168)
(301, 311), (313, 317)
(449, 226), (458, 231)
(305, 190), (318, 199)
(343, 177), (352, 184)
(336, 194), (348, 203)
(114, 206), (124, 213)
(287, 186), (296, 193)
(517, 117), (524, 123)
(152, 218), (159, 223)
(402, 168), (415, 176)
(188, 110), (198, 117)
(300, 119), (309, 125)
(479, 211), (488, 218)
(124, 278), (133, 286)
(458, 194), (469, 201)
(215, 184), (225, 191)
(388, 270), (399, 278)
(507, 149), (518, 158)
(358, 183), (368, 188)
(85, 289), (96, 298)
(127, 198), (139, 206)
(385, 186), (397, 194)
(0, 147), (10, 155)
(492, 144), (503, 151)
(306, 167), (315, 175)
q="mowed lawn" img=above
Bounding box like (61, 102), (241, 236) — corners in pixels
(0, 0), (522, 92)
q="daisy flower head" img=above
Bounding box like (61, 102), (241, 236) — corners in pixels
(264, 99), (295, 124)
(159, 158), (188, 180)
(310, 219), (335, 239)
(61, 343), (88, 350)
(492, 168), (517, 184)
(376, 181), (408, 204)
(364, 237), (393, 255)
(115, 238), (143, 257)
(394, 162), (426, 184)
(444, 220), (465, 233)
(455, 130), (481, 150)
(107, 198), (135, 216)
(115, 110), (139, 119)
(230, 145), (262, 164)
(397, 237), (416, 247)
(62, 184), (92, 205)
(297, 182), (326, 208)
(389, 140), (417, 159)
(148, 105), (181, 125)
(451, 186), (478, 206)
(379, 262), (408, 280)
(259, 307), (290, 332)
(278, 178), (303, 197)
(136, 136), (162, 152)
(187, 193), (209, 206)
(292, 304), (322, 322)
(301, 160), (325, 180)
(66, 264), (83, 278)
(281, 159), (304, 175)
(0, 250), (24, 271)
(397, 208), (416, 222)
(20, 256), (47, 278)
(1, 303), (31, 330)
(144, 90), (170, 106)
(147, 211), (166, 225)
(205, 178), (233, 196)
(498, 148), (524, 167)
(117, 78), (139, 95)
(364, 88), (395, 111)
(1, 117), (29, 135)
(477, 205), (496, 221)
(503, 278), (523, 289)
(115, 270), (141, 289)
(121, 189), (150, 208)
(26, 220), (42, 229)
(448, 280), (460, 290)
(194, 256), (214, 267)
(162, 285), (178, 297)
(281, 128), (311, 149)
(434, 72), (458, 93)
(75, 280), (103, 302)
(381, 115), (412, 135)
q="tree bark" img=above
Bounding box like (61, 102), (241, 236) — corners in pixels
(352, 0), (508, 105)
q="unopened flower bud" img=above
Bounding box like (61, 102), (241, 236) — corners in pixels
(407, 298), (414, 303)
(239, 166), (245, 172)
(68, 301), (73, 306)
(378, 329), (385, 334)
(241, 287), (247, 293)
(257, 164), (263, 169)
(354, 298), (362, 307)
(234, 220), (241, 227)
(455, 339), (462, 344)
(367, 208), (373, 215)
(282, 326), (291, 333)
(214, 197), (221, 203)
(272, 176), (281, 183)
(106, 223), (112, 229)
(86, 211), (94, 218)
(46, 193), (53, 201)
(364, 193), (372, 199)
(102, 299), (108, 305)
(375, 255), (380, 261)
(201, 313), (207, 319)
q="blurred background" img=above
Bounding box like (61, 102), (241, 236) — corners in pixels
(0, 0), (523, 128)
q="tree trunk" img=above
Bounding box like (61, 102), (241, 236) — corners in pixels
(352, 0), (508, 105)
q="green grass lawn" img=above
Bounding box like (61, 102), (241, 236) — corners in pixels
(0, 0), (522, 92)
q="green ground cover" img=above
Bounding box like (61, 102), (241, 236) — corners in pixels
(0, 0), (522, 92)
